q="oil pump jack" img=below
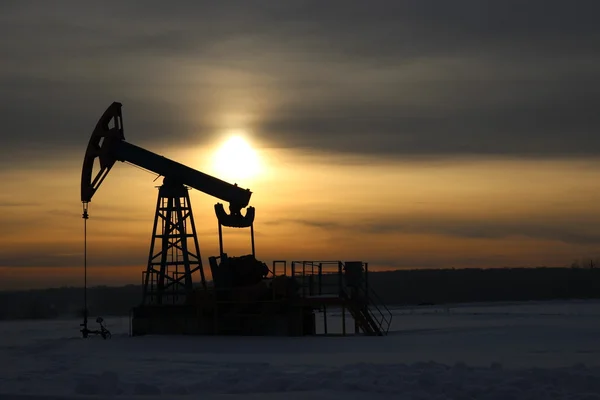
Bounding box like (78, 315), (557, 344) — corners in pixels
(80, 102), (391, 337)
(80, 102), (267, 336)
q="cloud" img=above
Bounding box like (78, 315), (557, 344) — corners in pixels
(275, 214), (600, 246)
(0, 202), (40, 208)
(1, 0), (599, 162)
(0, 241), (147, 269)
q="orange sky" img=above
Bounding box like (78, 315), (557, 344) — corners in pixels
(1, 139), (599, 290)
(1, 1), (600, 291)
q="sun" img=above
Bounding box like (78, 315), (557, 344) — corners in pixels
(212, 135), (261, 182)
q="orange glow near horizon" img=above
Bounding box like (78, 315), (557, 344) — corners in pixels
(1, 147), (600, 290)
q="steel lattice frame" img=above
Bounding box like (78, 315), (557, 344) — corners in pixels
(142, 181), (206, 305)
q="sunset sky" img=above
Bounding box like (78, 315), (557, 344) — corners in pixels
(1, 1), (599, 290)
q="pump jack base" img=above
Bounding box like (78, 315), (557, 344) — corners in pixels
(130, 302), (316, 337)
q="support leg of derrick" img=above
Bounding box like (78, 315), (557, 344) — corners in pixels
(342, 304), (346, 336)
(218, 222), (224, 258)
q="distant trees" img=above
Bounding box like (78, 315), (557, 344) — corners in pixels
(368, 266), (600, 305)
(0, 285), (140, 320)
(2, 267), (600, 320)
(570, 257), (600, 269)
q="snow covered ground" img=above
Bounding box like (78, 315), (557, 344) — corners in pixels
(2, 300), (600, 399)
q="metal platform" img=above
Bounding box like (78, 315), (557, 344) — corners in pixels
(130, 260), (392, 337)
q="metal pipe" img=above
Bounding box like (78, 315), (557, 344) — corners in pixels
(81, 202), (89, 338)
(250, 224), (255, 257)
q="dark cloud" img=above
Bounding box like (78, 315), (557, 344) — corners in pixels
(1, 0), (600, 162)
(0, 202), (40, 208)
(365, 255), (518, 270)
(274, 214), (600, 246)
(0, 235), (149, 268)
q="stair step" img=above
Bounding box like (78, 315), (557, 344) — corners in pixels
(341, 285), (391, 336)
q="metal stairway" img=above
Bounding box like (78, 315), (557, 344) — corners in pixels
(341, 262), (392, 336)
(342, 286), (392, 335)
(273, 259), (393, 336)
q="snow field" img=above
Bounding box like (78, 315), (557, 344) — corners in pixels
(2, 300), (600, 399)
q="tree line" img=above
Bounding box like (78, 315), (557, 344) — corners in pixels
(1, 266), (599, 320)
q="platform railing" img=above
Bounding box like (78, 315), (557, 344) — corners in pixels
(273, 260), (344, 295)
(272, 259), (393, 335)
